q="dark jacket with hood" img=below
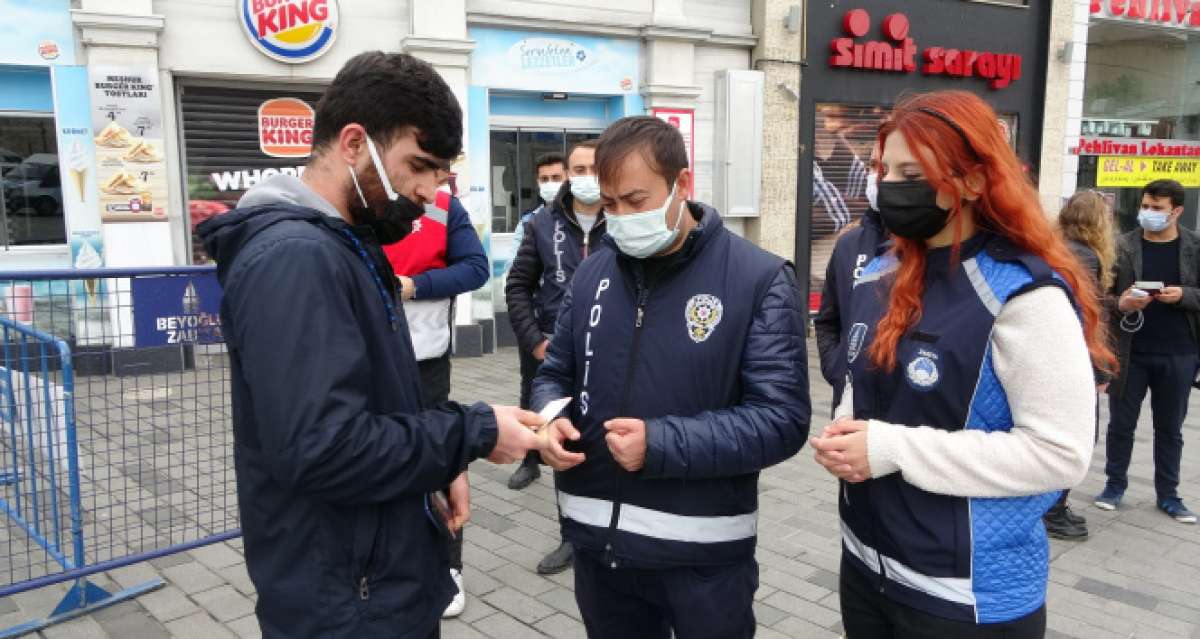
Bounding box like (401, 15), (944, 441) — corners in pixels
(197, 175), (498, 639)
(1107, 226), (1200, 397)
(531, 204), (810, 569)
(506, 185), (607, 354)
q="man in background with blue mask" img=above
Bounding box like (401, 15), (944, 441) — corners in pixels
(530, 116), (811, 638)
(1097, 178), (1199, 525)
(505, 139), (606, 575)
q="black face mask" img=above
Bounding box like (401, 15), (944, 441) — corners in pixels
(876, 180), (952, 241)
(347, 162), (426, 246)
(350, 194), (424, 245)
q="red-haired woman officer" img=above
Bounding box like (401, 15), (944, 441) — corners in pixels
(810, 90), (1115, 638)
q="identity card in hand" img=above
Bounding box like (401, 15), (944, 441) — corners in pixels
(538, 397), (573, 429)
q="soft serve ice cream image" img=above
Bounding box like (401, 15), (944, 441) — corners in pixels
(74, 241), (103, 301)
(66, 140), (88, 203)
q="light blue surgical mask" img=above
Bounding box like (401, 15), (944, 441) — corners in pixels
(570, 175), (601, 204)
(1138, 208), (1171, 233)
(865, 172), (879, 211)
(539, 181), (563, 204)
(606, 184), (685, 259)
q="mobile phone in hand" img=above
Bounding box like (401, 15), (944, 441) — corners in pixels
(426, 492), (456, 540)
(1134, 281), (1165, 294)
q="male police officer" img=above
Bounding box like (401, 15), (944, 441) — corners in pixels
(532, 117), (810, 638)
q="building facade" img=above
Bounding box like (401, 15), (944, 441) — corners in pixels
(1048, 0), (1200, 232)
(0, 0), (775, 352)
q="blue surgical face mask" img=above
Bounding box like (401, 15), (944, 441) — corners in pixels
(539, 181), (563, 204)
(606, 184), (685, 259)
(570, 175), (601, 205)
(1138, 208), (1171, 233)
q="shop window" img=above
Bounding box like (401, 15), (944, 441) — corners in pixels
(179, 85), (324, 264)
(0, 115), (66, 246)
(1078, 24), (1200, 227)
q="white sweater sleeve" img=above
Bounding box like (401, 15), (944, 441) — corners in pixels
(864, 285), (1096, 498)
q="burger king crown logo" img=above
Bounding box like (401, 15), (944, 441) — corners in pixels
(240, 0), (339, 64)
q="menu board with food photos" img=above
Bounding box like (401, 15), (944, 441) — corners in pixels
(88, 64), (169, 223)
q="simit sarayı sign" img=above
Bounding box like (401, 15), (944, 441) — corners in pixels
(240, 0), (339, 64)
(1090, 0), (1200, 29)
(830, 9), (1023, 90)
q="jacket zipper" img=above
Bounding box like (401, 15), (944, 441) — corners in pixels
(357, 510), (383, 601)
(604, 278), (650, 570)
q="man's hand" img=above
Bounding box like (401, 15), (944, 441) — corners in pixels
(488, 405), (542, 464)
(533, 340), (549, 361)
(1118, 287), (1154, 313)
(1158, 286), (1183, 305)
(810, 420), (871, 483)
(538, 418), (586, 471)
(398, 275), (416, 301)
(446, 472), (470, 532)
(605, 419), (647, 472)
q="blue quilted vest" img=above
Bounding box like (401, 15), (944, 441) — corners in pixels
(554, 204), (785, 569)
(841, 232), (1072, 624)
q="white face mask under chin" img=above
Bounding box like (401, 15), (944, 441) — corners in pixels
(606, 184), (686, 259)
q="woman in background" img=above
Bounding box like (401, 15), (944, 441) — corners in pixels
(1044, 190), (1116, 541)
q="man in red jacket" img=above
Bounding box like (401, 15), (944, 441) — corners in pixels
(384, 173), (489, 618)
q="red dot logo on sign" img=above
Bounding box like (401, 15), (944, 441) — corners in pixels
(843, 9), (870, 37)
(258, 98), (315, 158)
(882, 14), (909, 41)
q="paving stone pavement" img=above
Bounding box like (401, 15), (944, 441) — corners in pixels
(1, 342), (1197, 638)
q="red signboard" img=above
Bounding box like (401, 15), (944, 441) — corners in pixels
(1073, 136), (1200, 157)
(830, 9), (1023, 90)
(1090, 0), (1200, 30)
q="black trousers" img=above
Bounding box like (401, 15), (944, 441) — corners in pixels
(518, 345), (541, 410)
(1105, 351), (1192, 501)
(573, 552), (757, 639)
(418, 352), (462, 571)
(840, 557), (1046, 639)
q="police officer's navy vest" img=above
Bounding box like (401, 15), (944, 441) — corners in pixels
(529, 203), (606, 336)
(842, 232), (1073, 624)
(556, 205), (784, 568)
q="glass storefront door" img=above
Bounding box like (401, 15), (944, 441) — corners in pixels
(489, 127), (600, 235)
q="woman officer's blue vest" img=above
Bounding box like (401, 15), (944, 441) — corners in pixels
(842, 232), (1074, 624)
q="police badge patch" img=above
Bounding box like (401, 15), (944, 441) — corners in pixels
(685, 294), (724, 343)
(905, 348), (941, 391)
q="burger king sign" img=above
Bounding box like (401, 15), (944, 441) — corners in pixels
(240, 0), (339, 64)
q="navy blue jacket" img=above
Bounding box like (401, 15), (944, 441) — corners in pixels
(532, 204), (810, 568)
(813, 208), (888, 413)
(842, 233), (1071, 624)
(506, 188), (607, 354)
(198, 204), (498, 639)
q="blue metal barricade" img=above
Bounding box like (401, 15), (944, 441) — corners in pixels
(0, 266), (239, 636)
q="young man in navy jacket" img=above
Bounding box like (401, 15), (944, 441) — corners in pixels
(197, 52), (540, 638)
(532, 117), (811, 638)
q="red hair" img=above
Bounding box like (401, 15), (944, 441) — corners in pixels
(867, 91), (1116, 376)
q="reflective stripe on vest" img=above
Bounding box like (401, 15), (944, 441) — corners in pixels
(560, 492), (758, 544)
(841, 518), (977, 607)
(963, 257), (1003, 316)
